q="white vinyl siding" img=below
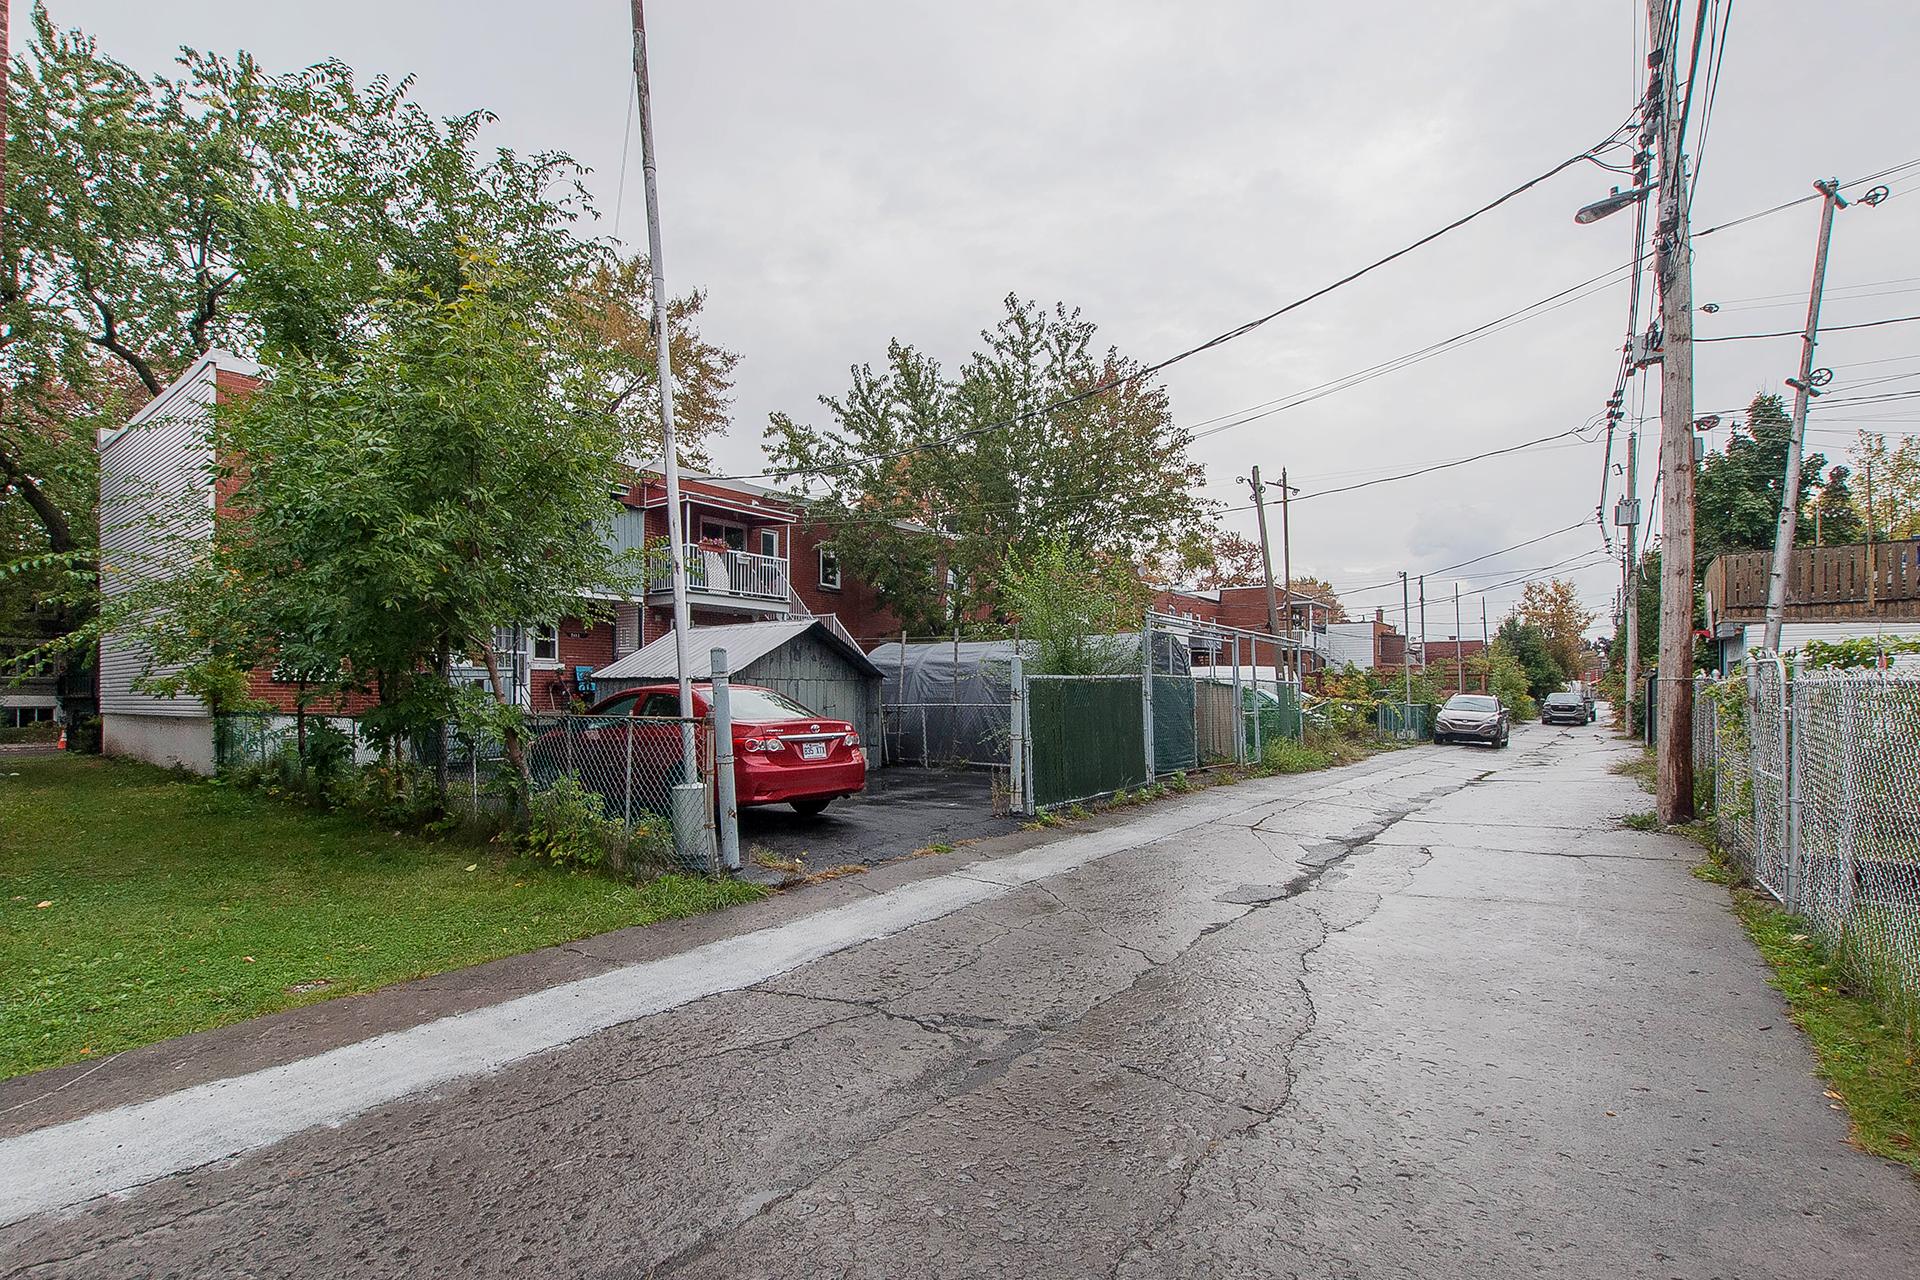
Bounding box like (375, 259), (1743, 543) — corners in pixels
(97, 357), (230, 717)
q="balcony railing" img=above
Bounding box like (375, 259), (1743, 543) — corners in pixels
(651, 544), (791, 604)
(1706, 541), (1920, 623)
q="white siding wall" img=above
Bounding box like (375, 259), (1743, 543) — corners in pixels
(1320, 623), (1378, 671)
(97, 359), (222, 718)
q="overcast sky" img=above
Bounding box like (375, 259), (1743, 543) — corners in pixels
(39, 1), (1920, 635)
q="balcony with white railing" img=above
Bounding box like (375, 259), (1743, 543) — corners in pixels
(648, 544), (792, 611)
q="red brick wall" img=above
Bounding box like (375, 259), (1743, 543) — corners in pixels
(789, 523), (908, 644)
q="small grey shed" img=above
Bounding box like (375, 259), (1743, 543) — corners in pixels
(594, 621), (886, 758)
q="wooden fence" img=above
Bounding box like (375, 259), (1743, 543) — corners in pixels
(1708, 541), (1920, 623)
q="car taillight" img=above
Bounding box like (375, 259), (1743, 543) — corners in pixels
(844, 732), (860, 747)
(742, 737), (784, 753)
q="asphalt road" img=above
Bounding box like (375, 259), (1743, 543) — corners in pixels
(738, 765), (1022, 868)
(4, 721), (1917, 1278)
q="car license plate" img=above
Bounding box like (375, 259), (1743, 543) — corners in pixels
(800, 741), (828, 760)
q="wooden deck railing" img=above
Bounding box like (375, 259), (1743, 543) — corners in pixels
(1707, 540), (1920, 622)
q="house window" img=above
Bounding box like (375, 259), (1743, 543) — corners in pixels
(531, 623), (560, 665)
(817, 545), (842, 591)
(757, 528), (780, 559)
(699, 519), (746, 551)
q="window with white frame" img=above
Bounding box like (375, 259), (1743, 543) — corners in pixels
(531, 622), (560, 665)
(757, 528), (780, 559)
(817, 545), (842, 591)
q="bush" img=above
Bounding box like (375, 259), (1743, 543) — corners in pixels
(1262, 738), (1331, 774)
(519, 777), (674, 874)
(0, 722), (61, 744)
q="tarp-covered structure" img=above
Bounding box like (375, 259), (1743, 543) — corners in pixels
(867, 633), (1189, 767)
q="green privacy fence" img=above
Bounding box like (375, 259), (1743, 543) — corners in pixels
(1152, 675), (1198, 773)
(1028, 675), (1147, 809)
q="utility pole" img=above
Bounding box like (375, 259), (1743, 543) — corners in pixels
(1481, 597), (1490, 692)
(1400, 572), (1412, 707)
(629, 0), (697, 786)
(1762, 179), (1848, 653)
(1649, 0), (1697, 823)
(1866, 453), (1877, 610)
(1454, 583), (1465, 694)
(1248, 466), (1282, 640)
(1621, 419), (1641, 730)
(1280, 468), (1295, 683)
(1417, 576), (1427, 673)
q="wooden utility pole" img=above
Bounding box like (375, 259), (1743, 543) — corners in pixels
(1762, 179), (1847, 653)
(1280, 468), (1295, 681)
(1454, 584), (1465, 694)
(1866, 453), (1877, 609)
(1400, 572), (1412, 707)
(1417, 575), (1427, 673)
(1481, 598), (1490, 692)
(1650, 0), (1697, 823)
(1248, 467), (1282, 640)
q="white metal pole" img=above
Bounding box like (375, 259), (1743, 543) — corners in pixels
(1141, 613), (1156, 781)
(630, 0), (697, 785)
(710, 647), (740, 870)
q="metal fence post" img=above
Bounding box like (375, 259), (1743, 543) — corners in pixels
(1230, 635), (1244, 764)
(710, 647), (741, 871)
(1784, 664), (1803, 912)
(1251, 635), (1264, 763)
(1141, 615), (1157, 782)
(1009, 651), (1029, 815)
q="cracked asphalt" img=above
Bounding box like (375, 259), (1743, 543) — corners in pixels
(4, 720), (1918, 1278)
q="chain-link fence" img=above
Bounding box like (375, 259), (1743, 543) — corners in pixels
(882, 701), (1010, 768)
(1705, 659), (1920, 1041)
(212, 710), (718, 872)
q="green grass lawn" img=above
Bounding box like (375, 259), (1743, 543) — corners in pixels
(0, 754), (763, 1080)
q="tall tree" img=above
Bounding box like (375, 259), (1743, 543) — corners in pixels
(1851, 432), (1920, 541)
(1693, 392), (1826, 571)
(1191, 532), (1263, 588)
(767, 295), (1214, 632)
(1811, 463), (1864, 546)
(1288, 574), (1348, 622)
(1493, 617), (1567, 701)
(1515, 577), (1595, 677)
(143, 259), (647, 802)
(5, 13), (736, 697)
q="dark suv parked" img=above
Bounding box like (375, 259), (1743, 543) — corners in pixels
(1541, 691), (1591, 725)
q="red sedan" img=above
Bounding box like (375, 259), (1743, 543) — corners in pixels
(530, 682), (866, 816)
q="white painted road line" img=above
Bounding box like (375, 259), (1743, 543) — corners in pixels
(0, 792), (1266, 1226)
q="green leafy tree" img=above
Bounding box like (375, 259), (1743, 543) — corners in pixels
(1516, 577), (1595, 677)
(151, 260), (647, 805)
(1810, 463), (1864, 546)
(7, 12), (735, 731)
(998, 536), (1148, 675)
(1493, 617), (1567, 702)
(767, 295), (1214, 632)
(1851, 432), (1920, 541)
(1694, 393), (1826, 571)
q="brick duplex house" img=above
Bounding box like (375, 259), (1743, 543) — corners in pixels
(96, 352), (920, 772)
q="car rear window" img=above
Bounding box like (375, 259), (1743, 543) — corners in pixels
(727, 688), (817, 721)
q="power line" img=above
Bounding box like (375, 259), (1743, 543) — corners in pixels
(711, 119), (1638, 484)
(1695, 312), (1920, 343)
(1328, 521), (1595, 596)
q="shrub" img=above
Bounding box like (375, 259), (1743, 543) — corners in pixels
(1262, 738), (1331, 774)
(521, 776), (626, 871)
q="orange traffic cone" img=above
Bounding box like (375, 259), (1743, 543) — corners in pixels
(56, 728), (67, 751)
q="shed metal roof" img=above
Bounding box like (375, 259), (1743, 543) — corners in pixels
(595, 619), (883, 681)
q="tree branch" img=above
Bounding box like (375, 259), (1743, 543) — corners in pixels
(0, 441), (76, 554)
(76, 263), (162, 396)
